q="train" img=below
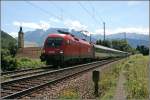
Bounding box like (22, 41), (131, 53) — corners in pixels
(40, 30), (129, 67)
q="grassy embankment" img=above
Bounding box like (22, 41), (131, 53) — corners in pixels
(58, 54), (149, 99)
(16, 57), (45, 69)
(123, 54), (149, 99)
(100, 54), (149, 99)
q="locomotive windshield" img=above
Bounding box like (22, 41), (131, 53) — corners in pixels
(45, 37), (63, 48)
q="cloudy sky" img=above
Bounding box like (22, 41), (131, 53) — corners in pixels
(1, 1), (149, 38)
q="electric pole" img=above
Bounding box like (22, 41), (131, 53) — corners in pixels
(124, 32), (126, 42)
(103, 22), (105, 41)
(90, 34), (91, 43)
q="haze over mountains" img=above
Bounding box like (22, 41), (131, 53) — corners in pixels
(24, 28), (149, 48)
(1, 27), (149, 48)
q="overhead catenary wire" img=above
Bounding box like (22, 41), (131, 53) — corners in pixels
(51, 1), (91, 39)
(87, 1), (103, 22)
(25, 1), (61, 20)
(25, 1), (100, 40)
(78, 1), (102, 27)
(78, 1), (106, 41)
(50, 1), (86, 27)
(87, 1), (106, 40)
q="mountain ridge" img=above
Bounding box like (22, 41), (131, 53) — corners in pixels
(3, 27), (149, 48)
(12, 28), (149, 48)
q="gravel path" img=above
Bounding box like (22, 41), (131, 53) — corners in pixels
(21, 60), (121, 99)
(114, 71), (126, 100)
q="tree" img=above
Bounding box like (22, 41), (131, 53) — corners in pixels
(1, 49), (18, 71)
(8, 42), (17, 57)
(111, 40), (132, 52)
(96, 40), (111, 47)
(136, 45), (149, 55)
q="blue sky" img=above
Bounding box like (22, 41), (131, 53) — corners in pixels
(1, 1), (149, 37)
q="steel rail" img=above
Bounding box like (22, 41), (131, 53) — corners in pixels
(1, 60), (106, 85)
(2, 68), (53, 80)
(1, 58), (121, 99)
(1, 65), (51, 75)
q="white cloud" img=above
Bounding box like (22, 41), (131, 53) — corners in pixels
(49, 17), (60, 23)
(127, 1), (141, 6)
(39, 21), (50, 30)
(94, 27), (149, 35)
(9, 32), (18, 38)
(64, 19), (87, 31)
(13, 21), (50, 30)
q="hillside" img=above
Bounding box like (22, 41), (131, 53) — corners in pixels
(1, 30), (17, 49)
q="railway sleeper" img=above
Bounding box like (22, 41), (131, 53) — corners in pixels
(1, 92), (13, 97)
(2, 85), (25, 91)
(5, 84), (29, 89)
(1, 90), (14, 94)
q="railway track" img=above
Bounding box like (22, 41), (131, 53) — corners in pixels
(1, 58), (120, 99)
(1, 66), (54, 82)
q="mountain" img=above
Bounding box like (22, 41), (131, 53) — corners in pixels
(24, 28), (149, 48)
(1, 30), (17, 49)
(127, 38), (149, 48)
(108, 33), (149, 48)
(24, 28), (97, 46)
(92, 32), (149, 41)
(91, 32), (149, 48)
(107, 33), (149, 41)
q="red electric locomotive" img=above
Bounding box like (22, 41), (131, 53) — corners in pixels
(40, 30), (94, 67)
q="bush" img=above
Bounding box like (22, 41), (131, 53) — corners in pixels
(8, 43), (17, 57)
(17, 57), (45, 69)
(1, 55), (18, 71)
(20, 57), (31, 62)
(1, 49), (18, 71)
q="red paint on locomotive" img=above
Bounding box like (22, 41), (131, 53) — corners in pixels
(40, 33), (94, 66)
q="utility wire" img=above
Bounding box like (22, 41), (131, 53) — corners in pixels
(88, 1), (103, 22)
(50, 2), (64, 20)
(78, 1), (101, 27)
(51, 2), (83, 23)
(25, 1), (61, 20)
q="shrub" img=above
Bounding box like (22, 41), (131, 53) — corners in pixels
(1, 49), (18, 71)
(1, 55), (18, 71)
(17, 57), (45, 69)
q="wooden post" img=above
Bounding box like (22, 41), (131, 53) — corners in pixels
(92, 70), (100, 97)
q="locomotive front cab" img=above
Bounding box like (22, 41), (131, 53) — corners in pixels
(40, 35), (66, 66)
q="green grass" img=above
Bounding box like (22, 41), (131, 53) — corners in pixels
(99, 54), (149, 100)
(99, 59), (125, 100)
(123, 54), (149, 99)
(16, 57), (45, 69)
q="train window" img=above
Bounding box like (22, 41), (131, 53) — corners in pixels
(45, 37), (63, 48)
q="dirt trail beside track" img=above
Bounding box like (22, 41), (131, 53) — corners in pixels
(114, 71), (126, 100)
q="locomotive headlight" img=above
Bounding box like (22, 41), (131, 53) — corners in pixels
(59, 50), (64, 54)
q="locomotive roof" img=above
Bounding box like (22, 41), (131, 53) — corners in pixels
(47, 33), (67, 37)
(47, 33), (91, 45)
(94, 44), (128, 54)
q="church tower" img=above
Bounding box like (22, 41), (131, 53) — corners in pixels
(18, 26), (24, 48)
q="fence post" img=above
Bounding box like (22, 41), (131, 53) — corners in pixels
(92, 70), (100, 97)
